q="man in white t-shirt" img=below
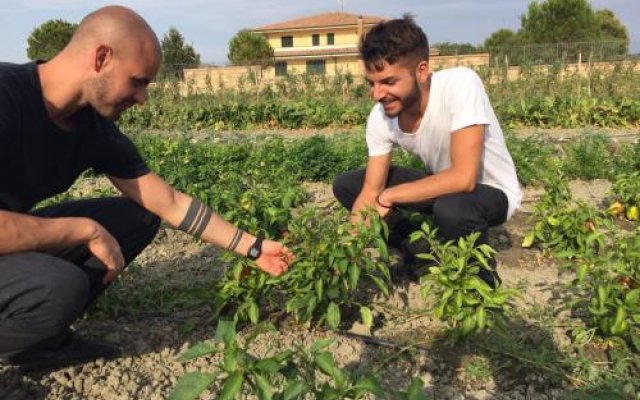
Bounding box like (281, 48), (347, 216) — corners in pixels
(333, 16), (522, 287)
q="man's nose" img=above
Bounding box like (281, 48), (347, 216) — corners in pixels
(134, 88), (147, 105)
(371, 84), (385, 101)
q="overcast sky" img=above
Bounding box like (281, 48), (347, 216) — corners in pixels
(1, 0), (638, 65)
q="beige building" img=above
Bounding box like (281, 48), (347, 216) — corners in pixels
(251, 12), (385, 78)
(182, 12), (490, 92)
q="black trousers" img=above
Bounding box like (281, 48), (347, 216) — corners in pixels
(0, 197), (160, 358)
(333, 167), (509, 248)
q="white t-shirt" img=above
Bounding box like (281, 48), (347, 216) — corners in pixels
(366, 67), (522, 219)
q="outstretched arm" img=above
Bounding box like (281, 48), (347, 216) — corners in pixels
(110, 172), (292, 276)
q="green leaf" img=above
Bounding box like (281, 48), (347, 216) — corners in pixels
(326, 302), (341, 329)
(177, 342), (218, 362)
(630, 332), (640, 352)
(282, 380), (309, 400)
(353, 376), (384, 397)
(255, 358), (283, 373)
(310, 339), (334, 353)
(368, 274), (389, 297)
(222, 343), (238, 372)
(521, 231), (535, 248)
(406, 377), (427, 400)
(314, 351), (338, 377)
(375, 237), (389, 260)
(348, 264), (360, 289)
(476, 306), (486, 330)
(215, 320), (237, 345)
(461, 316), (476, 336)
(625, 289), (640, 307)
(576, 264), (589, 282)
(255, 373), (273, 400)
(315, 279), (324, 299)
(360, 306), (373, 328)
(248, 301), (260, 324)
(216, 371), (243, 400)
(169, 372), (216, 400)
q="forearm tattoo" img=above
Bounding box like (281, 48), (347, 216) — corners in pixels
(177, 198), (213, 238)
(227, 227), (244, 252)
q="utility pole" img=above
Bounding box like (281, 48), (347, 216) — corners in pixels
(339, 0), (344, 12)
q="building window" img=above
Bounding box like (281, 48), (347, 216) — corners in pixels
(312, 34), (320, 46)
(281, 36), (293, 48)
(275, 61), (287, 76)
(327, 33), (334, 45)
(306, 59), (326, 75)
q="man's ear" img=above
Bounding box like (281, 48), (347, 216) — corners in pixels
(416, 60), (430, 84)
(94, 45), (113, 72)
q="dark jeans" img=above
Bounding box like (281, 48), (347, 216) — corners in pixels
(0, 197), (160, 358)
(333, 166), (509, 248)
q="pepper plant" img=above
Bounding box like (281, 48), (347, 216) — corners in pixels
(608, 171), (640, 221)
(410, 224), (519, 341)
(211, 207), (391, 330)
(280, 207), (390, 329)
(169, 320), (388, 400)
(572, 229), (640, 343)
(522, 176), (612, 259)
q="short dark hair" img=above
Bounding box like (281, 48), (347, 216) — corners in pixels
(359, 15), (429, 71)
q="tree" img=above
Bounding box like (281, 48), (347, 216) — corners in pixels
(596, 9), (629, 54)
(483, 29), (523, 50)
(520, 0), (601, 43)
(432, 42), (481, 56)
(160, 27), (201, 80)
(26, 19), (77, 61)
(227, 30), (273, 66)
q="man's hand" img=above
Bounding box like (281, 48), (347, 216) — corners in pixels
(374, 192), (393, 219)
(255, 239), (294, 277)
(86, 221), (125, 284)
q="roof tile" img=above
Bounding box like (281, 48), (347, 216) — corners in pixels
(254, 12), (386, 31)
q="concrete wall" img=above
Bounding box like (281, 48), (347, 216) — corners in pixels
(181, 53), (492, 93)
(179, 57), (639, 94)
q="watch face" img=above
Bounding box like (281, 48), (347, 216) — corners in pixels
(249, 248), (259, 258)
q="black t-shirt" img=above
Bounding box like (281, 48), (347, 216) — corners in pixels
(0, 62), (149, 212)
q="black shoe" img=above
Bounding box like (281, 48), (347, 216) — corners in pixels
(8, 331), (120, 371)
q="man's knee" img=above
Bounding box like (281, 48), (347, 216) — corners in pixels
(1, 254), (90, 330)
(120, 199), (160, 232)
(332, 169), (366, 208)
(433, 195), (486, 239)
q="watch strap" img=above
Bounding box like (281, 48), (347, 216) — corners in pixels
(247, 232), (264, 260)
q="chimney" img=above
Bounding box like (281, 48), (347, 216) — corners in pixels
(357, 15), (364, 40)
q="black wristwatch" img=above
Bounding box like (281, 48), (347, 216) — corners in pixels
(247, 232), (264, 260)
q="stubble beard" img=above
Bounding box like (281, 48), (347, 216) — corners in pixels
(383, 80), (422, 119)
(91, 73), (120, 121)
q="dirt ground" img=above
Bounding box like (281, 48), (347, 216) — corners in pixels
(0, 173), (619, 399)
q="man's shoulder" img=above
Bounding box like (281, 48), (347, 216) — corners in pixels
(0, 62), (33, 85)
(433, 66), (480, 82)
(0, 62), (36, 103)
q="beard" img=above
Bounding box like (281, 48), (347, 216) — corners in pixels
(381, 80), (422, 118)
(91, 73), (122, 121)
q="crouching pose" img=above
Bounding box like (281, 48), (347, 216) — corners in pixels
(333, 16), (522, 285)
(0, 5), (292, 369)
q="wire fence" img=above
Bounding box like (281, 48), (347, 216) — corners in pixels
(486, 40), (630, 67)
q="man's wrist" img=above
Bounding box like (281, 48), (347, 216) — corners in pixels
(247, 232), (264, 260)
(375, 192), (393, 209)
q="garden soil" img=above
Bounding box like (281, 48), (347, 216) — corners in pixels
(0, 153), (621, 399)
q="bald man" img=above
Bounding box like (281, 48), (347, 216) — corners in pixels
(0, 6), (292, 370)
